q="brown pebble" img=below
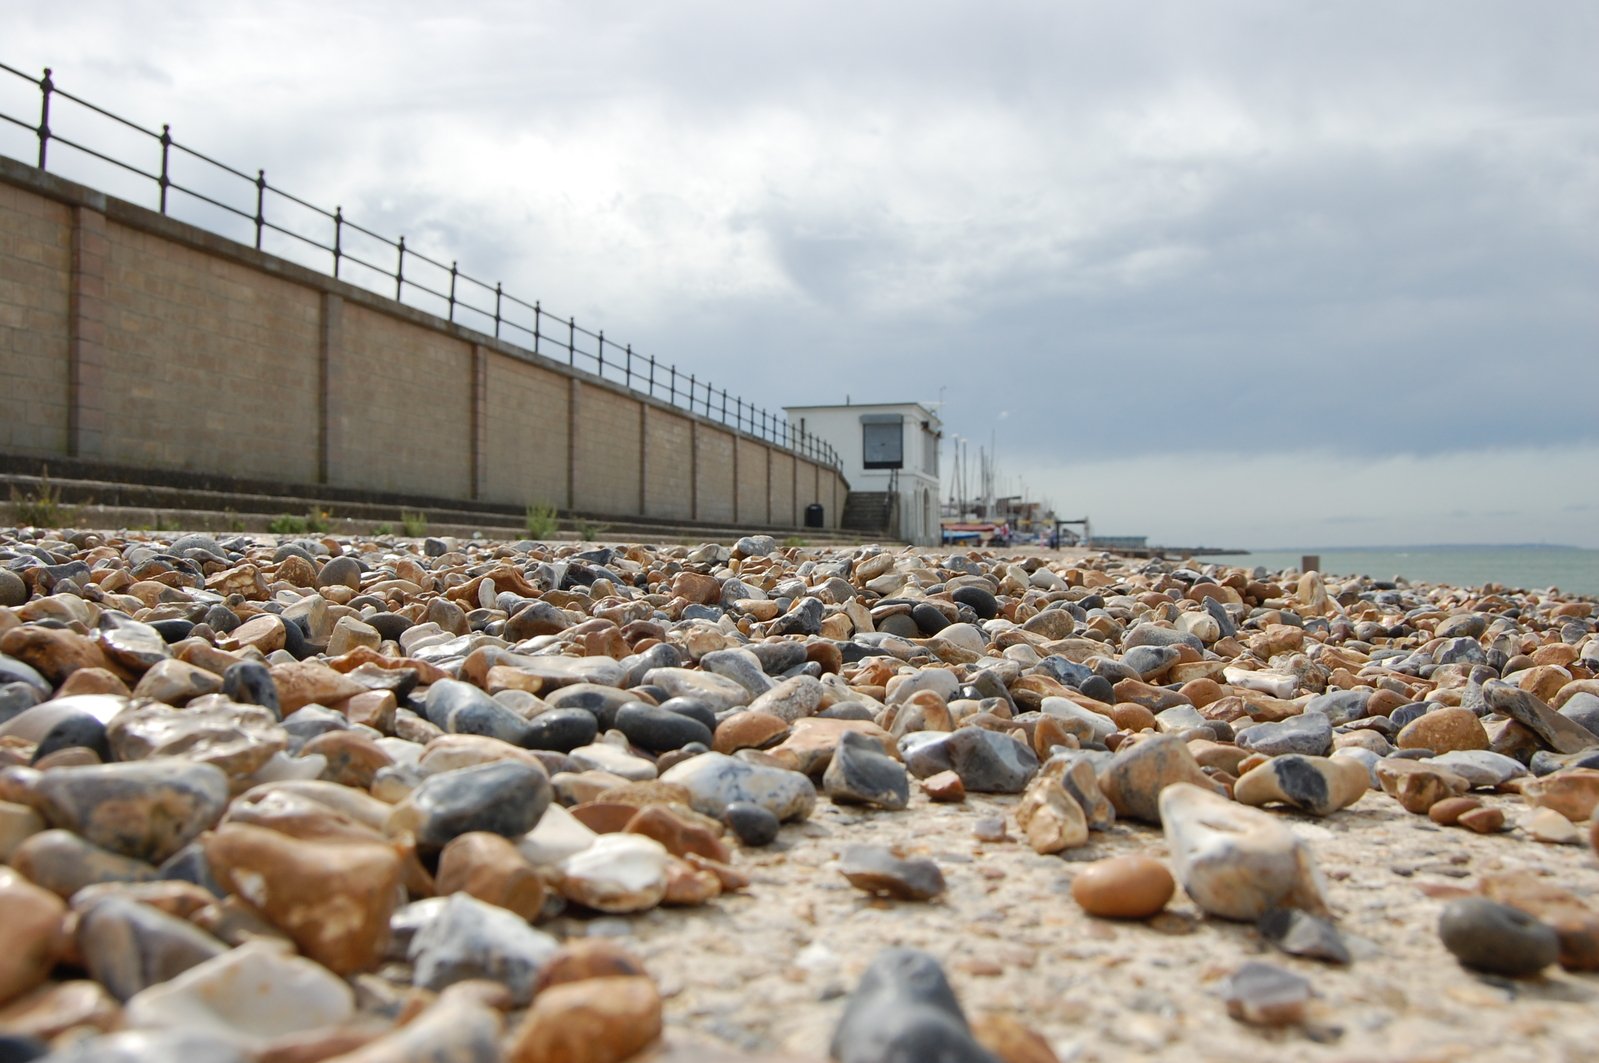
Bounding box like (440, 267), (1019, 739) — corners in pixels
(1429, 796), (1483, 826)
(506, 975), (662, 1063)
(1458, 806), (1506, 834)
(1069, 855), (1175, 919)
(922, 770), (965, 802)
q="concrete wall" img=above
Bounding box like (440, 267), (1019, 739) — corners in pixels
(0, 159), (846, 528)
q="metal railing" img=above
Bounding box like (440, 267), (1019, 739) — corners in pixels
(0, 62), (842, 469)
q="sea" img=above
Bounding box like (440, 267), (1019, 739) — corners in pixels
(1198, 545), (1599, 598)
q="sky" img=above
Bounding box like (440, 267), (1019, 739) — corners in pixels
(5, 1), (1597, 548)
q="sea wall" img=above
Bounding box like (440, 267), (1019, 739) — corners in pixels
(0, 158), (844, 528)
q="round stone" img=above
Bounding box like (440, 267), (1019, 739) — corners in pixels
(1438, 897), (1559, 977)
(720, 801), (780, 847)
(1069, 855), (1175, 919)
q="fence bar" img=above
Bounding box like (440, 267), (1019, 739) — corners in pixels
(253, 170), (266, 250)
(36, 68), (51, 169)
(0, 63), (842, 471)
(158, 124), (171, 213)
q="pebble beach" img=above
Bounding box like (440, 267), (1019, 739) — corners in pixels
(1, 528), (1598, 1062)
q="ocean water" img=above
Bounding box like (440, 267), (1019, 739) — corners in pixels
(1198, 546), (1599, 597)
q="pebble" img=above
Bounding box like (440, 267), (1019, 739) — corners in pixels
(32, 760), (229, 863)
(557, 833), (671, 912)
(1014, 775), (1088, 853)
(76, 894), (227, 1001)
(660, 751), (816, 821)
(1223, 961), (1311, 1026)
(824, 730), (911, 809)
(1097, 734), (1220, 824)
(1520, 768), (1599, 822)
(407, 892), (559, 1004)
(507, 975), (664, 1063)
(830, 947), (995, 1063)
(203, 823), (402, 974)
(385, 758), (551, 854)
(1232, 754), (1368, 817)
(1160, 782), (1328, 921)
(1258, 906), (1351, 964)
(121, 938), (354, 1046)
(0, 529), (1595, 1057)
(1438, 897), (1559, 976)
(838, 844), (947, 901)
(1069, 855), (1174, 918)
(1236, 713), (1333, 757)
(0, 870), (66, 1006)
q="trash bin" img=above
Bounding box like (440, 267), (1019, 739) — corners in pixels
(804, 503), (825, 528)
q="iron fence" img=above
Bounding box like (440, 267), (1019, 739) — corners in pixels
(0, 62), (842, 469)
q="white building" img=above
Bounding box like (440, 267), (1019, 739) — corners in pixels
(783, 401), (942, 545)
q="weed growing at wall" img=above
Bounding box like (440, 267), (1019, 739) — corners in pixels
(9, 468), (73, 528)
(401, 511), (428, 537)
(525, 503), (559, 539)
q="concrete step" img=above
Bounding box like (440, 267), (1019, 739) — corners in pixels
(0, 462), (894, 547)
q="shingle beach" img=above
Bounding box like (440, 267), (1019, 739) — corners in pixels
(2, 529), (1597, 1062)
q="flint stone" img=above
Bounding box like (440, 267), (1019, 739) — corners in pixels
(76, 895), (227, 1001)
(34, 761), (228, 863)
(556, 832), (670, 913)
(42, 1030), (248, 1063)
(1097, 734), (1221, 824)
(408, 893), (558, 1005)
(643, 667), (754, 710)
(661, 751), (816, 821)
(1439, 897), (1559, 977)
(1485, 681), (1596, 754)
(830, 947), (998, 1063)
(524, 707), (600, 752)
(1224, 961), (1311, 1027)
(107, 701), (286, 777)
(10, 830), (160, 897)
(424, 679), (533, 745)
(824, 731), (910, 810)
(749, 675), (825, 722)
(698, 649), (776, 699)
(121, 938), (354, 1047)
(1233, 755), (1368, 817)
(1258, 906), (1351, 965)
(1428, 749), (1528, 789)
(1237, 713), (1333, 757)
(1160, 782), (1329, 921)
(1041, 752), (1117, 829)
(387, 760), (551, 855)
(615, 703), (715, 753)
(933, 728), (1039, 794)
(838, 846), (947, 902)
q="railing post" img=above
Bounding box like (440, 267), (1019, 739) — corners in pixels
(597, 330), (605, 377)
(254, 170), (266, 250)
(448, 261), (458, 322)
(530, 299), (538, 352)
(332, 207), (343, 278)
(648, 355), (655, 397)
(36, 68), (52, 169)
(568, 317), (575, 367)
(625, 344), (633, 387)
(669, 365), (676, 406)
(158, 124), (172, 214)
(395, 236), (406, 300)
(689, 373), (696, 414)
(495, 284), (504, 339)
(720, 388), (727, 424)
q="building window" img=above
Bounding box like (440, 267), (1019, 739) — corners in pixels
(861, 415), (903, 469)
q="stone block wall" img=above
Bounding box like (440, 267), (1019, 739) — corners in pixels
(0, 159), (846, 528)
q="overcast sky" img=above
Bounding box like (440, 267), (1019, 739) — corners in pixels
(6, 1), (1597, 547)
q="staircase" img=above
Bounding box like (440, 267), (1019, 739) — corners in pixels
(841, 491), (900, 539)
